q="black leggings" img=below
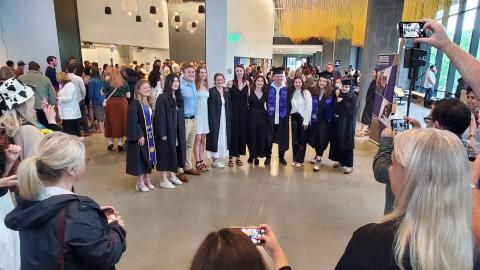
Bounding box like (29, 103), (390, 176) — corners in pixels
(291, 113), (307, 163)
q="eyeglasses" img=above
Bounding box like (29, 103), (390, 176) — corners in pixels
(423, 117), (434, 124)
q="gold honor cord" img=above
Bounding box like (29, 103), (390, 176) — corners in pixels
(276, 0), (368, 46)
(402, 0), (452, 21)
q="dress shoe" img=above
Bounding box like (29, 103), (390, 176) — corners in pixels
(264, 157), (271, 166)
(254, 159), (259, 165)
(176, 173), (189, 182)
(279, 158), (287, 166)
(107, 144), (114, 151)
(136, 183), (150, 192)
(185, 168), (201, 175)
(118, 145), (124, 152)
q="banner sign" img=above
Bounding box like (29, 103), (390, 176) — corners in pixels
(369, 53), (400, 143)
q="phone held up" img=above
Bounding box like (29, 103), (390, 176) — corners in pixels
(232, 227), (266, 245)
(391, 119), (409, 133)
(398, 22), (426, 38)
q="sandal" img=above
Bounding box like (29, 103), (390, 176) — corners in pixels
(228, 158), (235, 167)
(200, 160), (209, 171)
(236, 159), (243, 166)
(196, 161), (208, 172)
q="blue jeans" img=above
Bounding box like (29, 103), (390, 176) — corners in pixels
(424, 87), (433, 107)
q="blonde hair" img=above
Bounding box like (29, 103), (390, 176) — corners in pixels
(18, 132), (85, 200)
(0, 97), (36, 137)
(104, 66), (125, 89)
(56, 72), (70, 85)
(134, 80), (155, 107)
(195, 66), (209, 90)
(383, 128), (475, 270)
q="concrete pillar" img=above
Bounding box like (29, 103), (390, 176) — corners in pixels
(205, 0), (228, 82)
(334, 39), (352, 70)
(358, 0), (404, 119)
(322, 41), (334, 67)
(315, 50), (323, 68)
(54, 0), (82, 68)
(168, 1), (206, 63)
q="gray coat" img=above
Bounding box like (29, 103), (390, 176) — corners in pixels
(372, 136), (395, 214)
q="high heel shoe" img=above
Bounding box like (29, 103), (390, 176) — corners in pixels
(136, 183), (150, 192)
(145, 182), (156, 190)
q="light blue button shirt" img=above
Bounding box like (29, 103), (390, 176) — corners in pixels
(180, 76), (197, 117)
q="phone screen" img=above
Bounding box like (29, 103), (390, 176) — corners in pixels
(238, 227), (265, 245)
(391, 119), (409, 133)
(398, 22), (426, 38)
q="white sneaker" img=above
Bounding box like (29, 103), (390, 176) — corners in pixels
(212, 160), (225, 169)
(313, 159), (321, 172)
(160, 180), (175, 189)
(310, 157), (317, 164)
(332, 162), (341, 168)
(343, 167), (353, 174)
(169, 176), (183, 185)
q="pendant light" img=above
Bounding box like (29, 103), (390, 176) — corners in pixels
(105, 0), (112, 14)
(149, 0), (157, 14)
(198, 4), (205, 14)
(158, 22), (164, 28)
(174, 15), (181, 22)
(135, 0), (142, 22)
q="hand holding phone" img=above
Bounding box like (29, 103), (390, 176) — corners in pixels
(399, 22), (426, 38)
(391, 119), (409, 133)
(235, 227), (265, 245)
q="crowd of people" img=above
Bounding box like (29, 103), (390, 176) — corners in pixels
(0, 18), (479, 270)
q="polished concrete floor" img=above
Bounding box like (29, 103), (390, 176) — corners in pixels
(76, 102), (427, 270)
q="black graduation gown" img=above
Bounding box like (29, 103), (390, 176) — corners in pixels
(206, 87), (231, 153)
(361, 79), (376, 125)
(154, 93), (186, 172)
(247, 92), (268, 158)
(126, 99), (153, 176)
(229, 83), (248, 156)
(307, 95), (335, 153)
(267, 85), (292, 153)
(330, 92), (357, 158)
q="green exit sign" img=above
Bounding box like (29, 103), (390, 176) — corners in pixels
(228, 33), (241, 43)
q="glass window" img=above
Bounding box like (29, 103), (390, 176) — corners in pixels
(450, 2), (460, 15)
(467, 0), (479, 10)
(437, 15), (457, 94)
(453, 9), (477, 91)
(436, 9), (444, 19)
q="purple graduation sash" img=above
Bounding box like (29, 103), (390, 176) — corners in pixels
(311, 95), (319, 123)
(325, 97), (334, 122)
(142, 104), (157, 165)
(267, 85), (288, 118)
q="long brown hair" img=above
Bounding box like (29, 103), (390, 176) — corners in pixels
(250, 76), (267, 96)
(233, 65), (248, 87)
(311, 76), (335, 98)
(195, 66), (209, 90)
(189, 228), (267, 270)
(134, 80), (155, 107)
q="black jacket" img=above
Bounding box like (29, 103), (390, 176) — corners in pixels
(206, 87), (231, 152)
(5, 194), (126, 270)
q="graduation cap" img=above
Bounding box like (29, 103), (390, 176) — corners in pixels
(318, 71), (333, 79)
(272, 67), (285, 75)
(341, 78), (355, 86)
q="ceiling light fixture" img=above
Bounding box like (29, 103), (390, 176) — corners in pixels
(105, 0), (112, 14)
(198, 4), (205, 14)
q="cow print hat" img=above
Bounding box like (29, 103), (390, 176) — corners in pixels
(0, 78), (35, 114)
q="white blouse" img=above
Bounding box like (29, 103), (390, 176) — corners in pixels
(290, 89), (312, 125)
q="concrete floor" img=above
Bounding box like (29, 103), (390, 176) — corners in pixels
(75, 102), (429, 270)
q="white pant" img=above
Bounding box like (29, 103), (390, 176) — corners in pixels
(0, 191), (20, 270)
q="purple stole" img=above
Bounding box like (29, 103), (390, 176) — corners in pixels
(142, 104), (157, 165)
(311, 95), (319, 123)
(325, 97), (334, 122)
(267, 85), (288, 118)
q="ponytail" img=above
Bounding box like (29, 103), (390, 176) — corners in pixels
(16, 132), (85, 201)
(17, 157), (42, 200)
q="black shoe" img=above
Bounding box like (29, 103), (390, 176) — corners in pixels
(279, 158), (287, 166)
(247, 157), (253, 164)
(107, 144), (114, 151)
(254, 159), (259, 165)
(118, 145), (124, 152)
(264, 157), (271, 166)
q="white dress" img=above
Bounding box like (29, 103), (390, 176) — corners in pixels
(196, 89), (209, 134)
(0, 191), (20, 270)
(207, 97), (229, 158)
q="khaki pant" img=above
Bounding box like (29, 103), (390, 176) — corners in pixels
(185, 118), (197, 170)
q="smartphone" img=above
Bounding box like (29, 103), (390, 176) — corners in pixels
(103, 207), (116, 220)
(235, 227), (265, 245)
(391, 119), (409, 133)
(398, 22), (426, 38)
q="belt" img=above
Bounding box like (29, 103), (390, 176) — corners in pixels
(185, 115), (195, 119)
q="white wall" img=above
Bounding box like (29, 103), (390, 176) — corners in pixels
(81, 46), (128, 66)
(272, 54), (284, 67)
(131, 47), (170, 67)
(81, 45), (169, 69)
(0, 0), (61, 71)
(225, 0), (274, 80)
(77, 0), (169, 49)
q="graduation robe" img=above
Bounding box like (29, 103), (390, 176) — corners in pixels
(206, 87), (231, 153)
(331, 92), (357, 151)
(361, 79), (376, 125)
(266, 83), (292, 152)
(307, 94), (335, 152)
(154, 93), (186, 172)
(126, 99), (154, 176)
